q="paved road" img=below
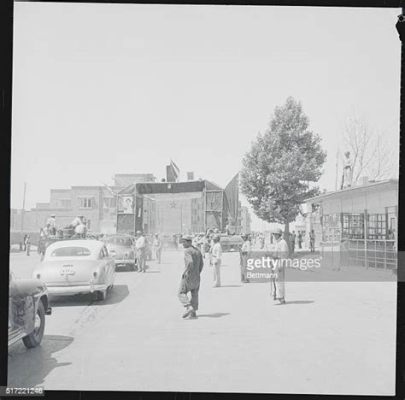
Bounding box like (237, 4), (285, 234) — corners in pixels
(8, 250), (396, 395)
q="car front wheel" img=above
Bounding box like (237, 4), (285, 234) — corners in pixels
(22, 301), (45, 349)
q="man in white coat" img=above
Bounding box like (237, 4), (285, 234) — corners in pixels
(270, 228), (288, 304)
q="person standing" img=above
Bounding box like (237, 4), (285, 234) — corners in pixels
(22, 234), (27, 251)
(309, 230), (316, 253)
(298, 231), (303, 249)
(240, 234), (251, 283)
(135, 231), (146, 272)
(153, 234), (163, 264)
(178, 235), (204, 319)
(211, 234), (222, 287)
(290, 231), (296, 255)
(46, 214), (57, 235)
(270, 228), (288, 304)
(25, 234), (31, 256)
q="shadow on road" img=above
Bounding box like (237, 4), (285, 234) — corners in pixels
(284, 300), (314, 305)
(50, 284), (129, 307)
(8, 334), (73, 388)
(198, 312), (230, 318)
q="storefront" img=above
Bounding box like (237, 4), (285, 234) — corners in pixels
(305, 179), (398, 270)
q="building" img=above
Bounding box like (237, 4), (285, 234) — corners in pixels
(305, 178), (398, 269)
(10, 174), (156, 240)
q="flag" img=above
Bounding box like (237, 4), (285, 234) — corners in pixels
(224, 173), (240, 225)
(170, 160), (180, 181)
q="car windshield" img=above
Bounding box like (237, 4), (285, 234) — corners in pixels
(106, 237), (132, 246)
(50, 247), (91, 257)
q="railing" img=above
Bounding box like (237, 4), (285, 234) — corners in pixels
(340, 239), (397, 270)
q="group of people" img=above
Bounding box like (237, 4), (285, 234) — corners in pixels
(177, 227), (292, 320)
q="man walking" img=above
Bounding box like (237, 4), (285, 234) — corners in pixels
(211, 234), (222, 287)
(178, 235), (204, 319)
(135, 231), (146, 272)
(25, 234), (31, 256)
(270, 228), (288, 304)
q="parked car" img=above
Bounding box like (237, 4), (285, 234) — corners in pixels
(32, 240), (115, 301)
(9, 273), (52, 349)
(103, 234), (136, 271)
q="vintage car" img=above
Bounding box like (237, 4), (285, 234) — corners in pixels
(9, 273), (52, 349)
(32, 240), (115, 301)
(103, 234), (136, 271)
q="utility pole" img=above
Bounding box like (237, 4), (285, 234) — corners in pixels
(335, 148), (340, 191)
(20, 182), (27, 234)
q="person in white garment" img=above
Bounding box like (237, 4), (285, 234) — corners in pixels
(135, 231), (146, 272)
(211, 234), (222, 287)
(270, 228), (288, 304)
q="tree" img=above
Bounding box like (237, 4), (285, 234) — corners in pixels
(342, 113), (397, 184)
(240, 97), (327, 241)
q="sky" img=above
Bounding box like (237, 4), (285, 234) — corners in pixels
(11, 3), (401, 230)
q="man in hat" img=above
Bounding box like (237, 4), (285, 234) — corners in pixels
(211, 234), (222, 287)
(240, 234), (251, 283)
(135, 231), (146, 272)
(178, 234), (204, 319)
(270, 228), (288, 304)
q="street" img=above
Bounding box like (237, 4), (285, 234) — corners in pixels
(8, 250), (396, 395)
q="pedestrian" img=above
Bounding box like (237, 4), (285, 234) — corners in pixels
(240, 234), (251, 283)
(298, 231), (303, 249)
(135, 231), (146, 272)
(309, 229), (316, 253)
(290, 231), (296, 255)
(46, 214), (57, 236)
(25, 235), (31, 256)
(211, 234), (222, 287)
(178, 234), (204, 319)
(22, 234), (27, 251)
(153, 233), (163, 264)
(270, 228), (288, 304)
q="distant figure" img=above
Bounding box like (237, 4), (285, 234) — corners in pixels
(25, 235), (31, 256)
(341, 151), (353, 189)
(135, 231), (146, 272)
(309, 230), (316, 253)
(153, 234), (163, 264)
(22, 234), (27, 251)
(270, 228), (288, 304)
(298, 231), (303, 249)
(46, 214), (57, 235)
(211, 235), (222, 287)
(178, 235), (204, 319)
(290, 231), (296, 254)
(240, 234), (251, 283)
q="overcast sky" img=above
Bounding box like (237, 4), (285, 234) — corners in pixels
(11, 3), (400, 230)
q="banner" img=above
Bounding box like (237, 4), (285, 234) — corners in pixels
(224, 173), (239, 224)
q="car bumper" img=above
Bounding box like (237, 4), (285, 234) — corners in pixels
(47, 283), (108, 296)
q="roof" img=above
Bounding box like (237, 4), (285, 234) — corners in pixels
(45, 239), (104, 254)
(306, 179), (398, 203)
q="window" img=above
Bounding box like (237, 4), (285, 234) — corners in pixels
(342, 213), (364, 240)
(79, 197), (93, 208)
(367, 214), (386, 240)
(50, 247), (91, 257)
(105, 236), (133, 247)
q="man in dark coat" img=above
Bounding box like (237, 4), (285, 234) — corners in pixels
(178, 234), (204, 319)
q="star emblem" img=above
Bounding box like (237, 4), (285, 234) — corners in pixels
(169, 201), (177, 208)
